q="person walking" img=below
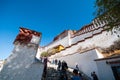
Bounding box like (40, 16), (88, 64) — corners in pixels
(71, 69), (82, 80)
(61, 61), (68, 71)
(60, 61), (68, 80)
(91, 71), (99, 80)
(43, 57), (48, 78)
(55, 59), (58, 65)
(42, 57), (51, 79)
(57, 60), (61, 71)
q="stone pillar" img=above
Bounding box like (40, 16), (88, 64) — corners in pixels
(0, 27), (44, 80)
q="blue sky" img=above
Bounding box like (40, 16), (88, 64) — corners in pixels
(0, 0), (95, 59)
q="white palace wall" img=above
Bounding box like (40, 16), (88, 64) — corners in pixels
(50, 29), (119, 59)
(42, 35), (70, 52)
(48, 27), (120, 80)
(95, 58), (117, 80)
(38, 19), (120, 79)
(42, 23), (120, 58)
(49, 50), (99, 79)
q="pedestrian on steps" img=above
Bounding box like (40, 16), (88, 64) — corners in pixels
(71, 69), (82, 80)
(57, 60), (61, 71)
(43, 57), (48, 78)
(60, 60), (68, 80)
(55, 59), (58, 65)
(91, 71), (99, 80)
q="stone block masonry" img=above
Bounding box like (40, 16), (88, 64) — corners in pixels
(0, 27), (44, 80)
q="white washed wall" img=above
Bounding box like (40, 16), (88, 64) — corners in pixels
(72, 30), (97, 45)
(0, 44), (44, 80)
(71, 27), (102, 45)
(36, 48), (41, 59)
(40, 25), (119, 54)
(49, 40), (81, 59)
(42, 36), (70, 52)
(72, 33), (86, 44)
(72, 29), (119, 49)
(0, 60), (4, 72)
(50, 50), (99, 79)
(95, 58), (120, 80)
(48, 29), (119, 79)
(31, 35), (41, 45)
(48, 29), (119, 60)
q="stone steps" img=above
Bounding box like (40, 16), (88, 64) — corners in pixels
(41, 67), (72, 80)
(41, 67), (92, 80)
(41, 63), (92, 80)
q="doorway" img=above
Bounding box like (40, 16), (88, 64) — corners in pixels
(112, 66), (120, 80)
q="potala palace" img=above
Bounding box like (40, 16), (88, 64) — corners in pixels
(0, 18), (120, 80)
(37, 18), (120, 80)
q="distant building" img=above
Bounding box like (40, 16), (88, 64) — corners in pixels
(0, 60), (4, 71)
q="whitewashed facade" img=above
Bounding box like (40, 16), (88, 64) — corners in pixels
(95, 56), (120, 80)
(37, 19), (120, 80)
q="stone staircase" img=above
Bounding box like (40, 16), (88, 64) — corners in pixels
(41, 64), (91, 80)
(78, 70), (92, 80)
(41, 67), (73, 80)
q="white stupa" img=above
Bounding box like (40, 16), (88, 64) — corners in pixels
(0, 27), (44, 80)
